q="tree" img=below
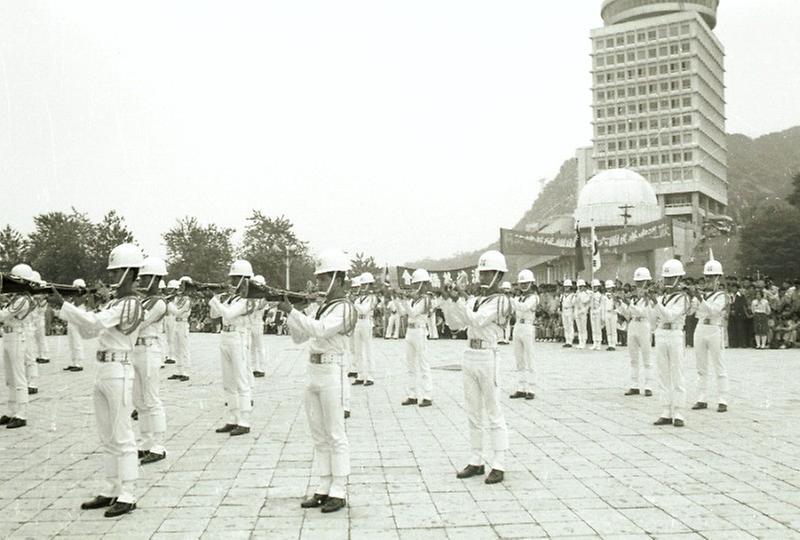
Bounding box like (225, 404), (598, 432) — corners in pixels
(89, 210), (136, 276)
(163, 217), (236, 282)
(737, 199), (800, 281)
(0, 225), (29, 272)
(26, 210), (96, 283)
(788, 171), (800, 209)
(350, 252), (383, 281)
(239, 211), (314, 289)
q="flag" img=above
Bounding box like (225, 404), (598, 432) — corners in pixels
(575, 224), (585, 273)
(591, 226), (601, 271)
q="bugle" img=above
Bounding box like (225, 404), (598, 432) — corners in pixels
(242, 281), (314, 305)
(182, 281), (228, 294)
(45, 282), (98, 297)
(0, 273), (40, 295)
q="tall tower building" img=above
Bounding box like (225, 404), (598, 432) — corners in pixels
(590, 0), (726, 226)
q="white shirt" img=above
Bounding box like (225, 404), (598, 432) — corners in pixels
(139, 296), (168, 338)
(209, 295), (250, 330)
(574, 290), (591, 314)
(287, 298), (356, 355)
(696, 290), (727, 325)
(59, 296), (142, 352)
(0, 295), (35, 332)
(439, 294), (511, 347)
(354, 294), (377, 324)
(400, 295), (437, 327)
(168, 296), (192, 321)
(654, 291), (688, 332)
(512, 293), (539, 322)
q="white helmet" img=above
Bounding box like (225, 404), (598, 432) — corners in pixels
(633, 267), (652, 282)
(167, 279), (180, 289)
(563, 279), (573, 287)
(158, 279), (166, 289)
(662, 258), (686, 278)
(10, 263), (35, 281)
(107, 243), (144, 270)
(252, 274), (266, 286)
(229, 259), (254, 277)
(31, 270), (43, 284)
(604, 280), (615, 289)
(500, 281), (512, 291)
(72, 278), (87, 288)
(140, 256), (168, 276)
(517, 269), (535, 283)
(703, 260), (723, 276)
(350, 275), (361, 288)
(591, 278), (601, 288)
(576, 279), (587, 287)
(477, 250), (508, 273)
(360, 272), (375, 285)
(314, 248), (350, 275)
(411, 268), (430, 283)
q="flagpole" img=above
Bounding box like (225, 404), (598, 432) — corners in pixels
(589, 220), (594, 283)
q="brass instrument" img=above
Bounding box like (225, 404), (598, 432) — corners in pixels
(0, 273), (42, 295)
(46, 282), (98, 297)
(181, 281), (228, 294)
(242, 280), (316, 305)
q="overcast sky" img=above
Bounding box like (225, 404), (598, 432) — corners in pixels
(1, 0), (798, 267)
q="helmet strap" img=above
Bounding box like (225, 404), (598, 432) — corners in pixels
(111, 267), (130, 290)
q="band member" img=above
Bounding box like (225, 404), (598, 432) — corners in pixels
(439, 250), (512, 485)
(398, 269), (435, 407)
(653, 259), (689, 427)
(279, 248), (356, 514)
(162, 280), (179, 365)
(248, 275), (268, 378)
(574, 279), (590, 349)
(63, 278), (88, 372)
(510, 269), (538, 400)
(0, 264), (36, 429)
(498, 281), (512, 344)
(132, 257), (169, 464)
(384, 292), (400, 339)
(345, 276), (360, 380)
(352, 272), (377, 386)
(622, 268), (654, 396)
(166, 277), (192, 382)
(209, 260), (254, 437)
(55, 243), (144, 517)
(602, 280), (618, 351)
(560, 279), (575, 347)
(31, 271), (51, 365)
(691, 259), (729, 413)
(589, 279), (603, 350)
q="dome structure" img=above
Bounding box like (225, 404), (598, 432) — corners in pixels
(601, 0), (718, 30)
(574, 168), (662, 228)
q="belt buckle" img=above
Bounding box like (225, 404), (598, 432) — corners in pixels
(663, 323), (673, 330)
(309, 353), (322, 364)
(703, 318), (711, 324)
(469, 339), (484, 350)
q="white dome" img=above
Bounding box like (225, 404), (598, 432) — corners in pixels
(574, 168), (662, 227)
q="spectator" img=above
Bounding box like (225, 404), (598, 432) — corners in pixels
(751, 290), (770, 349)
(773, 316), (798, 349)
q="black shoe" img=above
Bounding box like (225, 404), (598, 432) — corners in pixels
(104, 501), (136, 518)
(215, 423), (237, 433)
(230, 425), (250, 436)
(644, 389), (653, 397)
(137, 450), (147, 459)
(6, 417), (26, 429)
(321, 496), (346, 513)
(164, 359), (176, 364)
(36, 358), (49, 364)
(63, 366), (74, 371)
(525, 392), (535, 400)
(653, 417), (673, 426)
(624, 388), (640, 396)
(562, 343), (571, 348)
(352, 379), (364, 385)
(509, 391), (526, 399)
(673, 419), (685, 427)
(347, 372), (358, 378)
(419, 399), (432, 407)
(72, 366), (84, 371)
(691, 402), (708, 410)
(141, 451), (166, 464)
(401, 398), (418, 406)
(253, 371), (265, 378)
(27, 387), (38, 395)
(81, 495), (115, 510)
(300, 493), (328, 508)
(344, 410), (350, 419)
(485, 469), (504, 484)
(178, 375), (190, 382)
(364, 380), (374, 386)
(167, 374), (181, 380)
(717, 403), (727, 413)
(131, 410), (138, 421)
(0, 415), (11, 425)
(456, 464), (485, 479)
(607, 346), (616, 351)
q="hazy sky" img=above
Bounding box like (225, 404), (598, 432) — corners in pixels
(1, 0), (798, 267)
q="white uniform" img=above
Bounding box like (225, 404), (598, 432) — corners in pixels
(287, 298), (355, 500)
(574, 290), (591, 348)
(167, 296), (192, 377)
(624, 297), (654, 391)
(440, 293), (511, 471)
(162, 311), (175, 362)
(693, 290), (729, 406)
(385, 298), (400, 339)
(209, 294), (253, 428)
(32, 298), (50, 361)
(602, 293), (618, 349)
(67, 304), (88, 368)
(654, 291), (689, 421)
(353, 294), (377, 383)
(589, 291), (603, 349)
(59, 296), (142, 505)
(561, 292), (575, 345)
(398, 295), (435, 402)
(511, 292), (538, 394)
(132, 296), (168, 455)
(0, 295), (34, 420)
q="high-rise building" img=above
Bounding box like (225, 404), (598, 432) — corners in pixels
(590, 0), (726, 226)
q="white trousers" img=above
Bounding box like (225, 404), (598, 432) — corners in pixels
(385, 314), (399, 339)
(512, 323), (535, 393)
(604, 314), (617, 348)
(220, 332), (252, 427)
(627, 322), (653, 390)
(428, 313), (439, 339)
(94, 365), (138, 504)
(67, 323), (85, 367)
(305, 362), (349, 499)
(174, 321), (191, 376)
(3, 333), (29, 419)
(562, 312), (574, 344)
(132, 343), (167, 453)
(163, 317), (175, 360)
(590, 311), (603, 346)
(405, 328), (432, 400)
(463, 349), (508, 471)
(34, 319), (49, 359)
(575, 312), (588, 347)
(655, 330), (686, 421)
(249, 327), (265, 373)
(24, 329), (38, 388)
(353, 321), (374, 382)
(694, 325), (729, 405)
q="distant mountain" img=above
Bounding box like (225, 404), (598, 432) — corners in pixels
(406, 126), (800, 269)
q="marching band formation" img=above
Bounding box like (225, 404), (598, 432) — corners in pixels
(0, 243), (732, 517)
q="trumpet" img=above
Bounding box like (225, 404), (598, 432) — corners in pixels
(242, 280), (317, 305)
(46, 282), (99, 297)
(0, 273), (41, 295)
(181, 281), (228, 294)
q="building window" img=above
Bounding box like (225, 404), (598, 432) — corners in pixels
(682, 114), (692, 125)
(661, 170), (670, 182)
(627, 51), (635, 62)
(618, 140), (627, 150)
(659, 46), (668, 57)
(660, 117), (669, 128)
(649, 101), (658, 111)
(669, 25), (679, 37)
(670, 80), (679, 91)
(608, 89), (616, 99)
(608, 107), (616, 117)
(661, 154), (669, 164)
(682, 132), (692, 143)
(626, 33), (635, 44)
(649, 119), (659, 129)
(659, 64), (668, 74)
(670, 98), (679, 108)
(629, 138), (637, 149)
(648, 48), (657, 58)
(684, 151), (693, 161)
(680, 60), (690, 71)
(597, 125), (606, 135)
(671, 116), (680, 127)
(618, 158), (626, 167)
(617, 53), (625, 64)
(648, 30), (656, 40)
(672, 168), (681, 181)
(608, 158), (616, 167)
(660, 134), (670, 146)
(648, 65), (657, 76)
(670, 44), (679, 55)
(640, 137), (648, 147)
(607, 55), (615, 66)
(661, 99), (670, 109)
(597, 109), (605, 118)
(637, 32), (646, 42)
(682, 78), (691, 89)
(682, 96), (691, 107)
(597, 40), (605, 50)
(597, 142), (606, 152)
(658, 27), (667, 39)
(683, 168), (693, 179)
(638, 120), (647, 130)
(672, 134), (681, 144)
(597, 91), (605, 102)
(616, 36), (625, 46)
(608, 124), (616, 134)
(606, 38), (614, 48)
(598, 160), (607, 169)
(680, 24), (690, 35)
(596, 57), (605, 67)
(629, 156), (637, 166)
(673, 152), (682, 162)
(650, 155), (659, 165)
(681, 42), (690, 53)
(669, 63), (678, 73)
(619, 122), (627, 132)
(608, 141), (617, 151)
(637, 49), (646, 60)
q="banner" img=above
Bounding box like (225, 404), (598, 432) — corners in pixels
(500, 217), (674, 257)
(575, 225), (585, 273)
(396, 265), (478, 289)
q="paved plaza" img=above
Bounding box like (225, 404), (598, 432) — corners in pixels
(1, 333), (799, 539)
